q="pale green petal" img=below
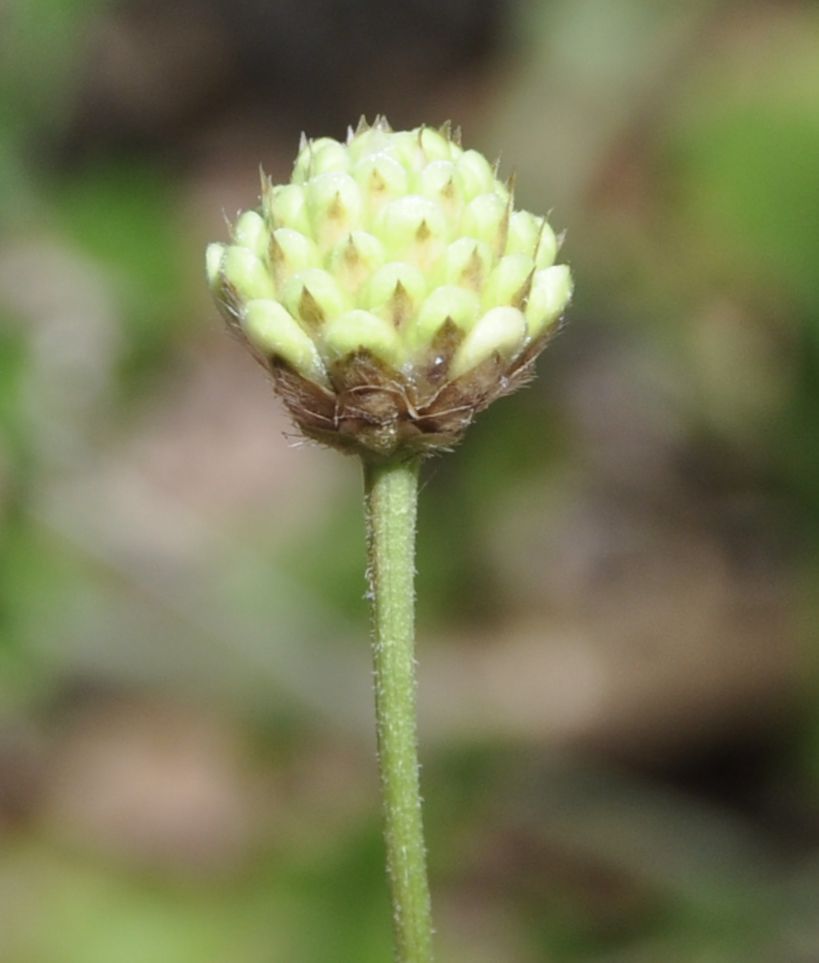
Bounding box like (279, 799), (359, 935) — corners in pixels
(307, 172), (364, 248)
(483, 254), (534, 309)
(376, 196), (448, 256)
(310, 140), (350, 176)
(329, 231), (386, 295)
(362, 262), (427, 313)
(461, 193), (508, 248)
(242, 299), (328, 384)
(270, 228), (320, 281)
(233, 211), (269, 258)
(223, 246), (276, 301)
(455, 150), (495, 200)
(441, 238), (493, 290)
(323, 309), (402, 367)
(525, 265), (573, 338)
(283, 268), (349, 325)
(413, 286), (481, 345)
(451, 306), (526, 378)
(505, 211), (541, 258)
(205, 243), (226, 289)
(265, 184), (311, 234)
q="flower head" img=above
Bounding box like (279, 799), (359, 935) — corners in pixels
(207, 117), (572, 458)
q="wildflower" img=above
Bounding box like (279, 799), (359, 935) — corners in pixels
(207, 117), (572, 458)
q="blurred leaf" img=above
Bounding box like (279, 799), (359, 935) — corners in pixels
(48, 163), (189, 394)
(0, 0), (104, 217)
(668, 21), (819, 311)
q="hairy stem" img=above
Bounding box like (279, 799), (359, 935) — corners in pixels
(364, 455), (434, 963)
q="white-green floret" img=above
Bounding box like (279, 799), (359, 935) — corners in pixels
(206, 117), (572, 457)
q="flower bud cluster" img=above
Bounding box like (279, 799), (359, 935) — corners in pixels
(207, 117), (572, 457)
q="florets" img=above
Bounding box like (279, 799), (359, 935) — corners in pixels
(207, 117), (572, 458)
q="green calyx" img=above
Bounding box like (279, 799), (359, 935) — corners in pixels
(206, 117), (572, 456)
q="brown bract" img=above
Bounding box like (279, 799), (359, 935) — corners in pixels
(255, 323), (562, 459)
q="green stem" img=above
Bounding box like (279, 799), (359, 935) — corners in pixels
(363, 455), (434, 963)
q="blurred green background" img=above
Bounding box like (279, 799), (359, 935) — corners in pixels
(2, 1), (819, 960)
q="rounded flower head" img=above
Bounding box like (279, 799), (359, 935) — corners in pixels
(207, 117), (572, 458)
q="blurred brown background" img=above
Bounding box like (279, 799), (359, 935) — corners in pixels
(1, 1), (819, 960)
